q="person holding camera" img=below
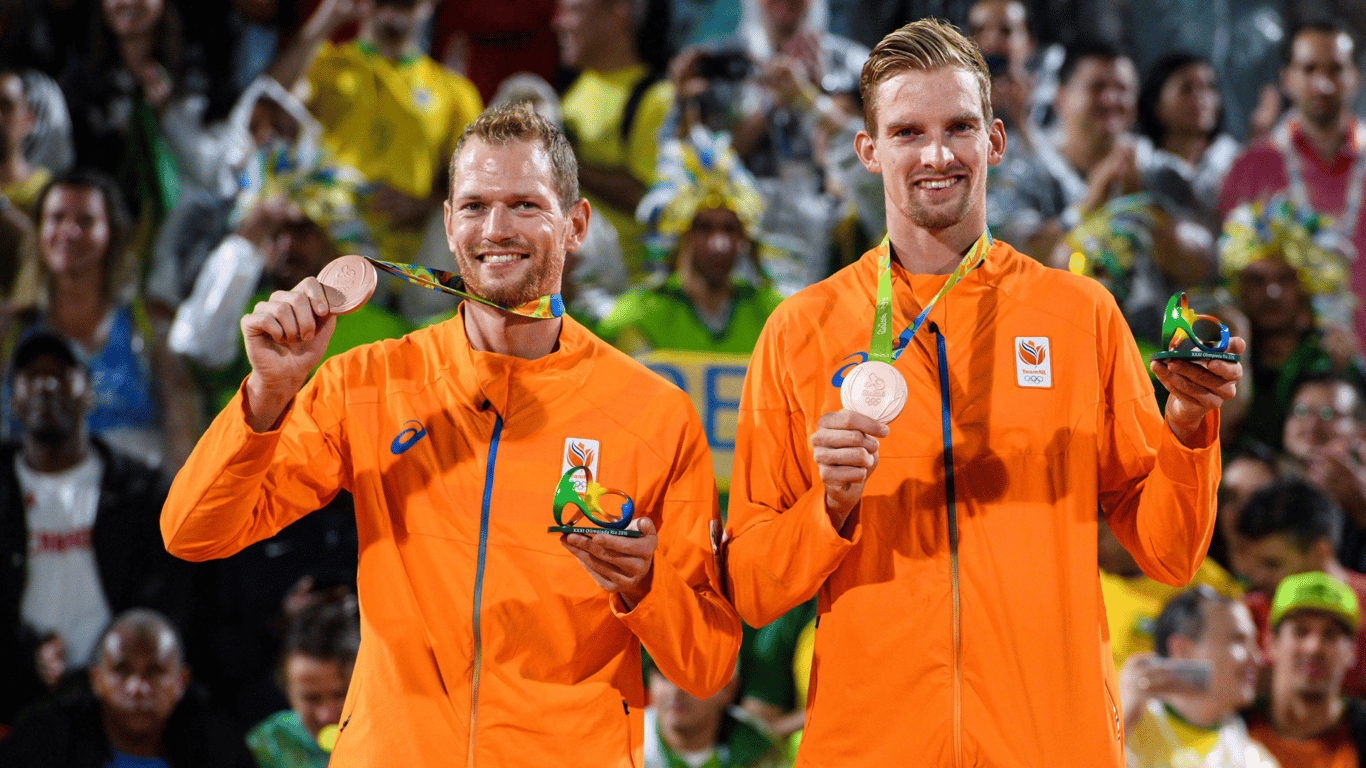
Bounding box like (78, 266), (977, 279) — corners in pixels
(1120, 587), (1276, 767)
(668, 0), (872, 284)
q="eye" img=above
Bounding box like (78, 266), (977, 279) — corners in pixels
(461, 201), (484, 212)
(514, 201), (539, 210)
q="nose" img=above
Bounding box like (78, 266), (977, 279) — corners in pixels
(919, 134), (955, 170)
(1312, 72), (1338, 96)
(703, 230), (734, 255)
(123, 674), (154, 698)
(483, 204), (516, 241)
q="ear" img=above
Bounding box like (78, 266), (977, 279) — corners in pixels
(443, 200), (457, 255)
(987, 118), (1007, 167)
(173, 664), (191, 701)
(854, 129), (881, 175)
(562, 198), (590, 254)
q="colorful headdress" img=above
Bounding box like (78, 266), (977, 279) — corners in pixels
(1064, 193), (1159, 304)
(1219, 193), (1354, 297)
(229, 77), (372, 254)
(637, 127), (765, 245)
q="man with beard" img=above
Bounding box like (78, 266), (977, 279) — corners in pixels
(726, 19), (1244, 767)
(267, 0), (483, 267)
(0, 332), (184, 728)
(160, 103), (742, 768)
(1247, 571), (1366, 766)
(1220, 20), (1365, 353)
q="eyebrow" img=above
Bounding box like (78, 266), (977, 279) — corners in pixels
(452, 190), (550, 203)
(884, 113), (982, 132)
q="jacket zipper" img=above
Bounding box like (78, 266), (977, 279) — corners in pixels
(467, 413), (504, 768)
(931, 324), (962, 767)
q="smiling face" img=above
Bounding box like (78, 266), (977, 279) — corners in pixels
(1057, 55), (1138, 144)
(39, 184), (112, 280)
(856, 67), (1005, 236)
(444, 138), (588, 307)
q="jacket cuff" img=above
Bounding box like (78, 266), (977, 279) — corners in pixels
(221, 381), (292, 479)
(608, 550), (680, 622)
(1156, 409), (1220, 486)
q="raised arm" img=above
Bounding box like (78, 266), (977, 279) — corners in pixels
(161, 277), (345, 561)
(266, 0), (363, 92)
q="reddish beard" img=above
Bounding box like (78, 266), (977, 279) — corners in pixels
(456, 246), (560, 307)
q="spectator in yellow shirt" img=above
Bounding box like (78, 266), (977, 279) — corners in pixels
(268, 0), (482, 269)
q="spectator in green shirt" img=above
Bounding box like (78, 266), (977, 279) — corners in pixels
(600, 133), (783, 355)
(247, 598), (358, 768)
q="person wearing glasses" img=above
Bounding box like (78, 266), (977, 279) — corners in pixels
(1282, 374), (1366, 572)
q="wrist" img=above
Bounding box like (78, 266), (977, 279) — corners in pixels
(244, 372), (303, 432)
(619, 569), (653, 611)
(824, 494), (855, 533)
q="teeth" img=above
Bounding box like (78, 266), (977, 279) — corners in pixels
(920, 178), (955, 189)
(481, 254), (523, 264)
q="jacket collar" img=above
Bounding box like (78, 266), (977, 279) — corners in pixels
(849, 234), (1024, 350)
(440, 304), (598, 418)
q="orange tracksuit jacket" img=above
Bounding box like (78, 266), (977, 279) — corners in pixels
(728, 241), (1220, 767)
(161, 313), (742, 768)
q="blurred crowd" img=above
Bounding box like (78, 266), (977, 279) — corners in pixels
(0, 0), (1365, 766)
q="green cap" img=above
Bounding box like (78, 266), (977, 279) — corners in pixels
(1270, 571), (1361, 634)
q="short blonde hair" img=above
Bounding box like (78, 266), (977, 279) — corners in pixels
(449, 102), (580, 211)
(860, 18), (993, 134)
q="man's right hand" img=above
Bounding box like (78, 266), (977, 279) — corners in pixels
(240, 278), (336, 431)
(810, 410), (887, 531)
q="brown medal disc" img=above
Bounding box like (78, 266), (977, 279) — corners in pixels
(317, 255), (377, 315)
(839, 360), (908, 424)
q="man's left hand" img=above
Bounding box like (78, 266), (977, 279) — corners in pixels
(560, 517), (658, 610)
(1150, 336), (1246, 447)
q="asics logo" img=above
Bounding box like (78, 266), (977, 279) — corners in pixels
(391, 420), (427, 454)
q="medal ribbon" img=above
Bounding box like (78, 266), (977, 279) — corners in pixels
(869, 229), (993, 363)
(1272, 117), (1366, 240)
(365, 257), (565, 319)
